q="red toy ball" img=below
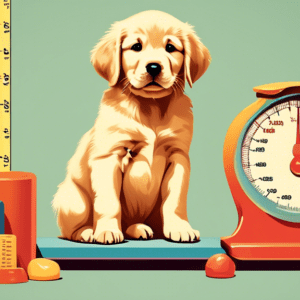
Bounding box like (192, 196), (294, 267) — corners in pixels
(205, 253), (236, 278)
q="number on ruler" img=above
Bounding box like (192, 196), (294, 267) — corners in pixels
(0, 155), (9, 168)
(3, 21), (9, 33)
(3, 128), (9, 139)
(2, 73), (9, 86)
(3, 48), (9, 60)
(0, 100), (9, 113)
(4, 0), (10, 9)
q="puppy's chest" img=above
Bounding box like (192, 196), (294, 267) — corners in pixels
(128, 120), (190, 160)
(120, 117), (192, 191)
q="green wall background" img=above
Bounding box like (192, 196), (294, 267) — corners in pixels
(11, 0), (300, 240)
(4, 1), (300, 299)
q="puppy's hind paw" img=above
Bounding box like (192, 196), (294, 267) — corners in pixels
(71, 227), (94, 243)
(80, 228), (94, 243)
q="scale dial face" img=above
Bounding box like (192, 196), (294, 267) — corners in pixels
(241, 97), (300, 222)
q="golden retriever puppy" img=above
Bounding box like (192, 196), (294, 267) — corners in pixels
(52, 10), (211, 244)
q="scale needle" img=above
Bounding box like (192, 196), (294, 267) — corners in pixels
(290, 106), (300, 176)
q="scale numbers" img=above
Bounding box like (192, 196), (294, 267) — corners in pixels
(242, 99), (300, 213)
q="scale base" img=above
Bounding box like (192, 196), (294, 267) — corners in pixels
(221, 238), (300, 260)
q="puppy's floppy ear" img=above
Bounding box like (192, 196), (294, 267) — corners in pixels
(91, 23), (123, 87)
(184, 29), (211, 88)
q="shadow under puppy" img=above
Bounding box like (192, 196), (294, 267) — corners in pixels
(52, 10), (211, 244)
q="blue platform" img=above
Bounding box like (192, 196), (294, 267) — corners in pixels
(37, 237), (225, 259)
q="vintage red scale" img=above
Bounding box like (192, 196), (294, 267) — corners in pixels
(222, 82), (300, 260)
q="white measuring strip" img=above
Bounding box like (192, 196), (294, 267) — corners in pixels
(0, 0), (11, 171)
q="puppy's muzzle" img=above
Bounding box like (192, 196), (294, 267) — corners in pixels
(146, 63), (161, 79)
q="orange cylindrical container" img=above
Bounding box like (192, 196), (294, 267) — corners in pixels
(0, 172), (36, 270)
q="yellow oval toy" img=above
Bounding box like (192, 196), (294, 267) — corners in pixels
(27, 258), (60, 281)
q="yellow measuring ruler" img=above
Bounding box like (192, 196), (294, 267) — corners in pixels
(0, 0), (11, 172)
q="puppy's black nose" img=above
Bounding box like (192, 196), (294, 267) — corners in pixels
(146, 63), (161, 78)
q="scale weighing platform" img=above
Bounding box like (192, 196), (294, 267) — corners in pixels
(36, 237), (224, 270)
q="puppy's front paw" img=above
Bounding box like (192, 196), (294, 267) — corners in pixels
(94, 229), (124, 244)
(163, 217), (200, 243)
(125, 224), (154, 240)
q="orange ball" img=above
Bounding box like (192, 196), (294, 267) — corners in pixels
(27, 258), (60, 281)
(205, 253), (236, 278)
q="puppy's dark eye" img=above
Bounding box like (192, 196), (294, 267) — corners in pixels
(131, 43), (142, 52)
(166, 43), (176, 53)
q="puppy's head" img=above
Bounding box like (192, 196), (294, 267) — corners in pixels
(91, 11), (211, 99)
